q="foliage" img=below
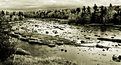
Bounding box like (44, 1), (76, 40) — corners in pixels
(0, 21), (15, 62)
(68, 4), (121, 25)
(13, 55), (77, 65)
(0, 11), (20, 61)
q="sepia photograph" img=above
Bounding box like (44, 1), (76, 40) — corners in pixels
(0, 0), (121, 65)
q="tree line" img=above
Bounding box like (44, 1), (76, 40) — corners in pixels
(0, 11), (25, 22)
(16, 3), (120, 25)
(0, 4), (121, 24)
(69, 4), (121, 25)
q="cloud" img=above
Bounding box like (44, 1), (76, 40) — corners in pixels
(50, 0), (56, 3)
(0, 0), (121, 9)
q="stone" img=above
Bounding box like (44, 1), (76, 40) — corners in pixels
(112, 54), (121, 62)
(48, 43), (56, 47)
(28, 40), (39, 44)
(118, 55), (121, 59)
(52, 30), (58, 34)
(81, 40), (85, 43)
(37, 40), (44, 45)
(11, 27), (17, 31)
(29, 37), (38, 40)
(3, 29), (10, 33)
(112, 55), (120, 62)
(46, 31), (49, 34)
(56, 41), (64, 45)
(16, 48), (30, 55)
(14, 31), (20, 34)
(65, 50), (67, 52)
(118, 44), (121, 46)
(61, 49), (64, 51)
(8, 32), (14, 35)
(11, 34), (20, 38)
(19, 37), (28, 41)
(35, 25), (39, 27)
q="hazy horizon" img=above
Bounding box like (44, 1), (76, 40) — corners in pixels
(0, 0), (121, 10)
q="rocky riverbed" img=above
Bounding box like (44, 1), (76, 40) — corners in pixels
(5, 18), (121, 65)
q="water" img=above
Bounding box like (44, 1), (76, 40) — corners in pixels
(16, 19), (121, 42)
(16, 38), (121, 65)
(11, 19), (121, 65)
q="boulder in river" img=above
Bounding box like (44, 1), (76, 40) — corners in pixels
(76, 40), (85, 44)
(52, 30), (58, 34)
(16, 48), (30, 55)
(48, 43), (56, 47)
(118, 43), (121, 46)
(11, 33), (20, 38)
(56, 41), (64, 45)
(112, 54), (121, 62)
(19, 37), (28, 41)
(28, 39), (39, 44)
(14, 30), (20, 34)
(35, 24), (39, 27)
(96, 44), (110, 50)
(97, 38), (121, 43)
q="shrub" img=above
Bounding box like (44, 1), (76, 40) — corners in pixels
(0, 21), (16, 61)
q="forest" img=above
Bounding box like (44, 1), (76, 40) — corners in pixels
(0, 4), (121, 25)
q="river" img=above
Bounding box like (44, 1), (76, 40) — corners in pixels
(10, 19), (121, 65)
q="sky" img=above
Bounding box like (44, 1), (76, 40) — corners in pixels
(0, 0), (121, 9)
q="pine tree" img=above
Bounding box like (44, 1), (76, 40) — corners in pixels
(6, 11), (9, 15)
(109, 3), (112, 7)
(1, 10), (5, 16)
(87, 6), (91, 14)
(12, 12), (16, 15)
(100, 6), (104, 23)
(92, 4), (98, 23)
(93, 4), (98, 12)
(76, 8), (80, 13)
(82, 6), (86, 13)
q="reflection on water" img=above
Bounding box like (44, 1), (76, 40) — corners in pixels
(100, 26), (107, 32)
(79, 25), (121, 39)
